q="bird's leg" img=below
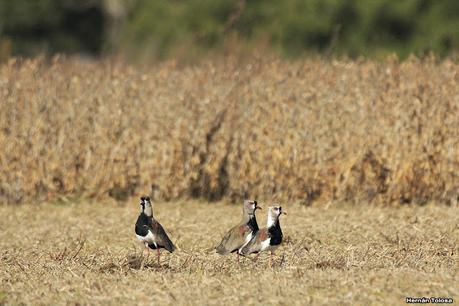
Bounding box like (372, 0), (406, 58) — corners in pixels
(156, 248), (161, 265)
(269, 251), (275, 267)
(141, 242), (149, 269)
(146, 245), (150, 261)
(252, 253), (260, 262)
(236, 252), (240, 263)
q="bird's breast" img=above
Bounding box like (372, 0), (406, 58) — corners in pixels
(136, 230), (156, 244)
(260, 238), (271, 251)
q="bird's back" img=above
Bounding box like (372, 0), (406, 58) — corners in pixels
(216, 223), (251, 255)
(151, 220), (176, 253)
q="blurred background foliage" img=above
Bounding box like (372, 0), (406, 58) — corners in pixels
(0, 0), (459, 60)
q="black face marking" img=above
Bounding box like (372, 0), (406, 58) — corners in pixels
(140, 201), (145, 212)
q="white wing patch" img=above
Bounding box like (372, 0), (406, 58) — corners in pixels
(239, 232), (254, 251)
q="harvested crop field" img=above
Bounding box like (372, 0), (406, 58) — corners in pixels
(0, 201), (457, 305)
(1, 56), (459, 305)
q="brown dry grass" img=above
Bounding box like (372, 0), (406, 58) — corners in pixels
(0, 200), (457, 305)
(1, 56), (459, 205)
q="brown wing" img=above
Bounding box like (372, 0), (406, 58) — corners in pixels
(216, 224), (251, 255)
(240, 228), (269, 255)
(151, 220), (176, 253)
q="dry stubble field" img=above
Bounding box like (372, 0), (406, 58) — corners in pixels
(1, 56), (459, 305)
(0, 200), (457, 305)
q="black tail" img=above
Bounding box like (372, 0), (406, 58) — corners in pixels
(163, 237), (176, 253)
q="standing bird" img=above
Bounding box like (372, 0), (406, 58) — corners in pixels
(215, 200), (261, 261)
(135, 196), (176, 266)
(240, 206), (285, 265)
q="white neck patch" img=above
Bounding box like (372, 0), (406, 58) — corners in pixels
(144, 203), (153, 217)
(267, 209), (277, 228)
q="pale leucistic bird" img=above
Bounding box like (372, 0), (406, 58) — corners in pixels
(215, 200), (261, 261)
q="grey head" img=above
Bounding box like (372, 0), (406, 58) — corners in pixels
(267, 205), (286, 227)
(242, 199), (261, 222)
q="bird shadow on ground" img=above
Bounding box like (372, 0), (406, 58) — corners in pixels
(97, 251), (287, 274)
(97, 253), (171, 273)
(123, 253), (171, 270)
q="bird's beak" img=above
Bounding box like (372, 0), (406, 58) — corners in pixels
(256, 206), (262, 210)
(282, 211), (287, 215)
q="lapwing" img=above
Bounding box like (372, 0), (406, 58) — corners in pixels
(215, 200), (261, 261)
(240, 206), (285, 265)
(135, 196), (176, 266)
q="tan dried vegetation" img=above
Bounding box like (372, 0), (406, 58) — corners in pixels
(0, 201), (457, 305)
(1, 56), (459, 205)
